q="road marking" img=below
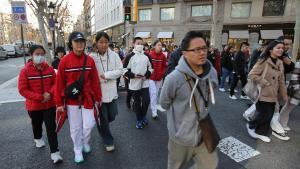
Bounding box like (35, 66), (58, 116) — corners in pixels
(0, 76), (19, 89)
(218, 136), (260, 162)
(0, 64), (23, 68)
(0, 99), (25, 104)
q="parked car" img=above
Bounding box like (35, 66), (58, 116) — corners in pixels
(0, 46), (8, 60)
(1, 44), (23, 57)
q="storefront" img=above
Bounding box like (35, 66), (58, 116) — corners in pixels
(157, 32), (174, 46)
(135, 31), (152, 45)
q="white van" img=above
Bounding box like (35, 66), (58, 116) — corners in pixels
(1, 44), (22, 58)
(0, 46), (8, 60)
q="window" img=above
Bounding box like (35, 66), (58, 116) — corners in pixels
(138, 0), (153, 5)
(263, 0), (286, 16)
(192, 5), (212, 17)
(231, 2), (251, 18)
(139, 9), (152, 21)
(158, 0), (177, 3)
(160, 7), (175, 21)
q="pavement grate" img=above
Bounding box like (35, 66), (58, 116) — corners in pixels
(218, 136), (260, 163)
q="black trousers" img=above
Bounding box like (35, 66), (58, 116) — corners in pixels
(28, 107), (59, 153)
(100, 100), (118, 146)
(125, 78), (132, 106)
(249, 101), (276, 136)
(132, 88), (150, 121)
(230, 72), (247, 96)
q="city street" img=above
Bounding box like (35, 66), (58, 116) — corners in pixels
(0, 57), (299, 169)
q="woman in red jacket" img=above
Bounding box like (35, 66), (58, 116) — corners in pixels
(18, 45), (63, 164)
(55, 32), (101, 163)
(149, 40), (167, 119)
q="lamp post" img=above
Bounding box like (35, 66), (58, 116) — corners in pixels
(48, 2), (56, 56)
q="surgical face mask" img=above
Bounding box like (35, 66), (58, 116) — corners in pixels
(33, 55), (46, 65)
(162, 47), (166, 51)
(134, 45), (144, 53)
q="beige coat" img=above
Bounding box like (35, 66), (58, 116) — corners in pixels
(248, 57), (287, 103)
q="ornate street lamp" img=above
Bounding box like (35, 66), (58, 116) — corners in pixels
(48, 2), (56, 53)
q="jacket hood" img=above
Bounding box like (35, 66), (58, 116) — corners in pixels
(176, 56), (218, 108)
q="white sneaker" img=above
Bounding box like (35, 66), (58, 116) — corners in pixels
(246, 124), (257, 139)
(51, 151), (63, 164)
(219, 88), (225, 92)
(34, 139), (45, 148)
(105, 145), (115, 152)
(229, 95), (237, 100)
(156, 104), (165, 112)
(74, 153), (84, 163)
(83, 144), (91, 153)
(272, 131), (290, 141)
(227, 89), (238, 93)
(240, 95), (250, 100)
(256, 134), (271, 143)
(283, 126), (291, 131)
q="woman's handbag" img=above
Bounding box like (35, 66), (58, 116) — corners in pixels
(64, 54), (87, 100)
(184, 74), (220, 153)
(243, 64), (268, 103)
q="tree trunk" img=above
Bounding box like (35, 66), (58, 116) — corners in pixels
(37, 11), (52, 63)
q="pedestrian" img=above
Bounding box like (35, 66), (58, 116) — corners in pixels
(91, 31), (123, 152)
(208, 48), (221, 84)
(274, 61), (300, 139)
(123, 37), (153, 129)
(162, 43), (170, 61)
(229, 42), (250, 100)
(55, 31), (102, 163)
(248, 43), (267, 71)
(160, 31), (219, 169)
(18, 45), (63, 164)
(52, 46), (66, 70)
(149, 40), (167, 119)
(246, 40), (288, 143)
(164, 47), (182, 76)
(219, 46), (234, 92)
(144, 42), (151, 54)
(113, 46), (125, 89)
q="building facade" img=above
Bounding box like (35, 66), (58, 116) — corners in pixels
(83, 0), (92, 45)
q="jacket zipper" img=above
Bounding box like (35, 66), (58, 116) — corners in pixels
(39, 70), (45, 109)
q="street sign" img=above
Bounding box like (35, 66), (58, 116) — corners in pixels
(11, 1), (28, 24)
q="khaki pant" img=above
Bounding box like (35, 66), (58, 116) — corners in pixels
(168, 139), (218, 169)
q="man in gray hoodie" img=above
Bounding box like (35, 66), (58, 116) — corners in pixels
(160, 31), (219, 169)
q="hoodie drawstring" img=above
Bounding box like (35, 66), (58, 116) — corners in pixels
(189, 78), (199, 109)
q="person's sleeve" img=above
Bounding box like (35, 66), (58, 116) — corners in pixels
(49, 68), (56, 97)
(284, 61), (295, 74)
(248, 60), (270, 87)
(91, 60), (102, 103)
(104, 54), (123, 80)
(159, 74), (176, 110)
(18, 69), (43, 102)
(55, 59), (66, 107)
(165, 51), (177, 75)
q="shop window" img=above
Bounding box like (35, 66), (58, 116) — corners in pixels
(161, 7), (175, 21)
(192, 5), (212, 17)
(139, 9), (152, 21)
(231, 2), (251, 18)
(263, 0), (286, 16)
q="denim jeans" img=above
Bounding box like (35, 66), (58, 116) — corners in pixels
(220, 67), (232, 88)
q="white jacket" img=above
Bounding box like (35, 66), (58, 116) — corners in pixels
(91, 49), (123, 103)
(126, 49), (153, 91)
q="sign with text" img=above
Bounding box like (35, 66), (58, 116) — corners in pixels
(11, 1), (28, 24)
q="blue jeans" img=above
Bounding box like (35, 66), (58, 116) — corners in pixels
(220, 67), (232, 88)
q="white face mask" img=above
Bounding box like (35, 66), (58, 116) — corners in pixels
(134, 45), (144, 53)
(33, 55), (46, 65)
(162, 47), (166, 51)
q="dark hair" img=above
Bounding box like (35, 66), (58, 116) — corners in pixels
(259, 40), (284, 63)
(109, 43), (114, 49)
(29, 45), (46, 55)
(162, 43), (166, 47)
(133, 37), (143, 43)
(144, 42), (149, 47)
(114, 46), (120, 50)
(152, 39), (162, 47)
(240, 42), (249, 50)
(95, 31), (110, 42)
(180, 31), (206, 51)
(55, 46), (66, 56)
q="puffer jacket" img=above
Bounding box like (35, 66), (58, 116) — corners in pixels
(149, 49), (167, 81)
(18, 61), (56, 111)
(248, 57), (287, 103)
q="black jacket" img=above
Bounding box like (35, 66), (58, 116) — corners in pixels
(249, 49), (262, 71)
(51, 57), (60, 69)
(233, 51), (246, 74)
(279, 52), (295, 75)
(165, 48), (182, 76)
(221, 53), (234, 71)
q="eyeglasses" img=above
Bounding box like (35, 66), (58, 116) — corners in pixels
(184, 47), (208, 53)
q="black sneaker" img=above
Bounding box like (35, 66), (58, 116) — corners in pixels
(272, 130), (290, 141)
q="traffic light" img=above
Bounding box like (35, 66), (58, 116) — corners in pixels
(124, 6), (131, 21)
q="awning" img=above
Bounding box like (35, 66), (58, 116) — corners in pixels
(135, 32), (151, 38)
(260, 30), (283, 39)
(229, 30), (249, 39)
(157, 32), (173, 39)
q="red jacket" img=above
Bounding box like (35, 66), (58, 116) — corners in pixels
(18, 62), (56, 111)
(149, 50), (167, 81)
(55, 51), (101, 109)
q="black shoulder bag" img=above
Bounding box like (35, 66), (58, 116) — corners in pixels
(64, 54), (87, 100)
(184, 73), (220, 153)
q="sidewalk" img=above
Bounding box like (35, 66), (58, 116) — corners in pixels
(0, 76), (24, 104)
